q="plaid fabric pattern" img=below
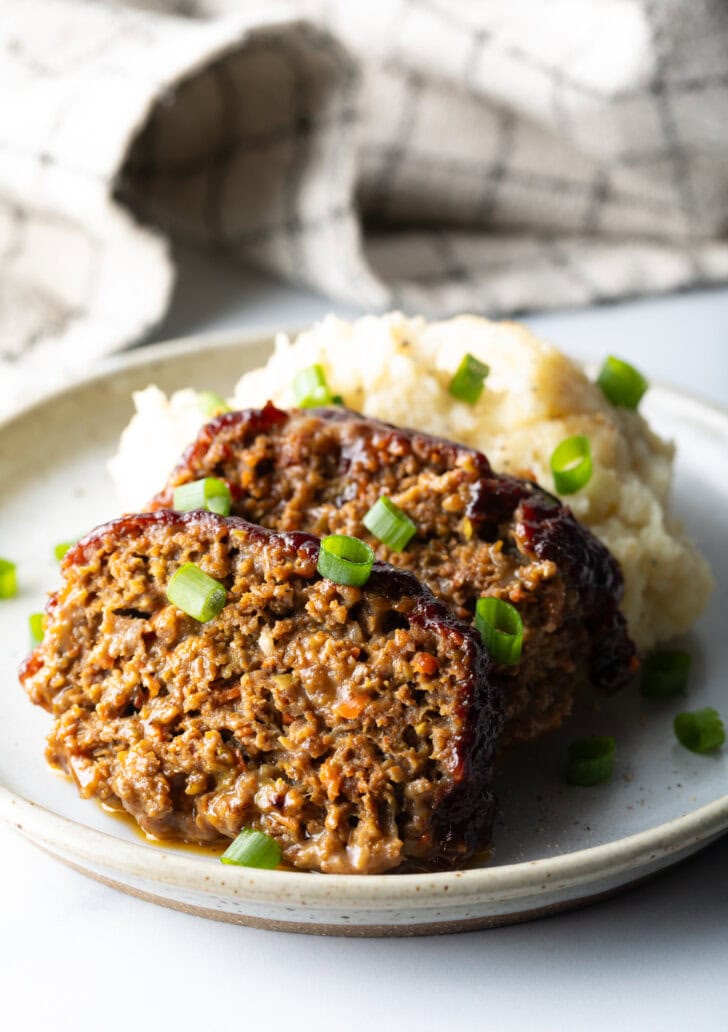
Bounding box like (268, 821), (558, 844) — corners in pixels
(2, 0), (728, 409)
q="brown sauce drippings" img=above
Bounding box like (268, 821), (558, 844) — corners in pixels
(96, 800), (303, 870)
(97, 802), (225, 859)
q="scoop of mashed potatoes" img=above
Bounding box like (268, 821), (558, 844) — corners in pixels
(110, 313), (713, 651)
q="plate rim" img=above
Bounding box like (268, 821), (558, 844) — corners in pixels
(2, 785), (726, 909)
(2, 328), (727, 910)
(0, 325), (300, 433)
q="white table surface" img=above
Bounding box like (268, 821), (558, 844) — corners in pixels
(3, 249), (728, 1032)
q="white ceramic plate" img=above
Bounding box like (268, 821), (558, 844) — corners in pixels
(1, 330), (726, 936)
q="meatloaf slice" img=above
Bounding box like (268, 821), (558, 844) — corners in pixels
(151, 404), (636, 747)
(20, 510), (498, 874)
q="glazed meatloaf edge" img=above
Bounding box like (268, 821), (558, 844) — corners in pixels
(151, 404), (637, 746)
(20, 510), (499, 875)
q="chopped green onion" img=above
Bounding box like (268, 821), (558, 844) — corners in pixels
(674, 707), (725, 754)
(54, 540), (77, 562)
(550, 435), (592, 494)
(331, 394), (344, 405)
(0, 558), (17, 599)
(166, 563), (227, 622)
(597, 356), (648, 410)
(221, 828), (281, 869)
(317, 535), (374, 587)
(363, 496), (417, 552)
(641, 649), (691, 699)
(29, 612), (44, 647)
(566, 736), (616, 786)
(173, 477), (232, 516)
(198, 391), (230, 418)
(448, 354), (490, 404)
(293, 364), (335, 408)
(474, 597), (524, 665)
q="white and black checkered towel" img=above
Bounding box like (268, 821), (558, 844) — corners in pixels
(2, 0), (728, 410)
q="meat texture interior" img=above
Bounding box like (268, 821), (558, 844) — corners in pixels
(151, 404), (635, 747)
(21, 511), (499, 875)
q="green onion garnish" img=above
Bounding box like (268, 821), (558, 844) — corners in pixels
(641, 649), (691, 699)
(173, 477), (232, 517)
(317, 535), (375, 587)
(198, 391), (230, 418)
(29, 612), (44, 646)
(293, 364), (336, 408)
(331, 394), (344, 405)
(362, 496), (417, 552)
(448, 353), (490, 404)
(474, 597), (524, 665)
(166, 563), (227, 622)
(597, 356), (648, 410)
(220, 828), (281, 869)
(674, 707), (725, 754)
(566, 736), (616, 786)
(550, 435), (592, 494)
(54, 540), (77, 562)
(0, 558), (17, 599)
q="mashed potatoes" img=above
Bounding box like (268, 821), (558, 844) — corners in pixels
(110, 313), (713, 651)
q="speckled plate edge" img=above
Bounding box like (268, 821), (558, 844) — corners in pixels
(3, 786), (727, 904)
(2, 328), (727, 935)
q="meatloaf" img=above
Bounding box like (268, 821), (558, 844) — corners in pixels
(20, 510), (499, 874)
(151, 404), (636, 746)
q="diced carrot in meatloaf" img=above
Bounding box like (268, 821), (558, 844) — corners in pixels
(151, 404), (636, 746)
(21, 511), (499, 874)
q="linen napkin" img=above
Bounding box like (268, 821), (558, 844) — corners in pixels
(2, 0), (728, 412)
